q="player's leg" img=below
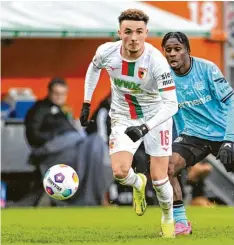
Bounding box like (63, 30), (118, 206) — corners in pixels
(188, 161), (213, 206)
(111, 151), (147, 215)
(168, 152), (191, 235)
(170, 135), (210, 235)
(150, 156), (175, 238)
(109, 119), (147, 216)
(144, 118), (174, 238)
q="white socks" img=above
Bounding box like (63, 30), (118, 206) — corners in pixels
(152, 177), (173, 223)
(116, 168), (143, 190)
(116, 171), (173, 223)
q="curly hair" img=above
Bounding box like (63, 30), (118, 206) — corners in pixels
(118, 9), (149, 25)
(161, 32), (191, 53)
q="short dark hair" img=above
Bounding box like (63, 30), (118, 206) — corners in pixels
(118, 9), (149, 25)
(161, 32), (191, 53)
(48, 77), (68, 91)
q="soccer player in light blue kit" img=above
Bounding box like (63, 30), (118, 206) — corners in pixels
(161, 32), (234, 235)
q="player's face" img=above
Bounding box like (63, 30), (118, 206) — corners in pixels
(49, 84), (68, 106)
(163, 38), (189, 71)
(118, 20), (148, 54)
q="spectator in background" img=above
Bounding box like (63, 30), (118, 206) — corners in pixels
(25, 78), (77, 148)
(24, 78), (112, 207)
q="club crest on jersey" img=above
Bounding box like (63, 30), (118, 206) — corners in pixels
(194, 81), (205, 91)
(138, 67), (147, 79)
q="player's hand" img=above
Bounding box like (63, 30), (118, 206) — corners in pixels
(216, 141), (234, 172)
(125, 124), (149, 142)
(80, 102), (90, 127)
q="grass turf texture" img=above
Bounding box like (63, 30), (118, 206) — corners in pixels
(2, 206), (234, 245)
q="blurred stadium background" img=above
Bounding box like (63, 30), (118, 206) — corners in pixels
(1, 1), (234, 244)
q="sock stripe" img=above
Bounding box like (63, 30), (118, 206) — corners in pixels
(173, 200), (183, 205)
(153, 179), (169, 187)
(160, 205), (172, 210)
(173, 204), (184, 208)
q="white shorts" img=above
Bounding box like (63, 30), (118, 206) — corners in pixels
(109, 116), (173, 157)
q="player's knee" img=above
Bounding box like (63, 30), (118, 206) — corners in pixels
(113, 170), (129, 179)
(168, 155), (178, 178)
(168, 162), (175, 178)
(112, 163), (130, 179)
(168, 153), (186, 177)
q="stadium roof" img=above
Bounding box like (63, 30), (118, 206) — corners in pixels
(1, 1), (211, 38)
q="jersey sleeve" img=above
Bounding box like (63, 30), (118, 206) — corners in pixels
(84, 44), (107, 101)
(207, 62), (234, 142)
(207, 63), (234, 103)
(92, 44), (105, 69)
(153, 57), (176, 93)
(225, 95), (234, 142)
(84, 63), (102, 101)
(145, 53), (178, 130)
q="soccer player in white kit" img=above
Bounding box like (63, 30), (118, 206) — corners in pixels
(80, 9), (178, 238)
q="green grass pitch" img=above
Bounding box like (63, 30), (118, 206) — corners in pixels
(2, 206), (234, 245)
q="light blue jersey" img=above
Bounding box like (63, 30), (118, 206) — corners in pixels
(172, 57), (234, 142)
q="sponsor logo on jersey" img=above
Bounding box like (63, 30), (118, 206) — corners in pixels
(138, 67), (148, 79)
(113, 78), (143, 93)
(163, 79), (174, 86)
(178, 95), (212, 108)
(161, 72), (171, 80)
(161, 72), (174, 86)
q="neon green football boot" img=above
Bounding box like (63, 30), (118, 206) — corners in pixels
(160, 221), (175, 238)
(133, 173), (147, 216)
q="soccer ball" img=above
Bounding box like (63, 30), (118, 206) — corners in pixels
(43, 164), (79, 200)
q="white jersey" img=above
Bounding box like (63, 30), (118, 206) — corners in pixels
(84, 40), (178, 130)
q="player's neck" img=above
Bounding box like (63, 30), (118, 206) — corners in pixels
(174, 56), (192, 75)
(121, 45), (145, 61)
